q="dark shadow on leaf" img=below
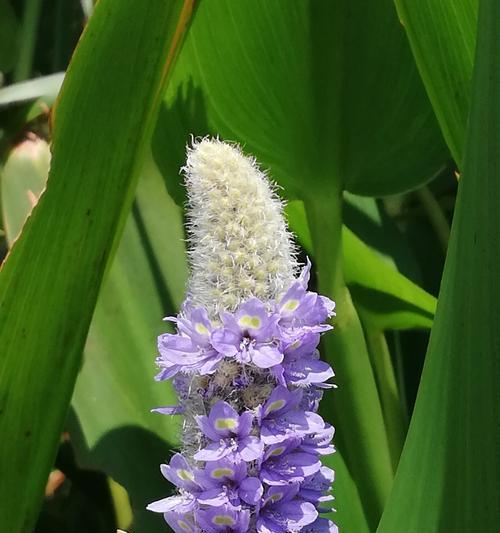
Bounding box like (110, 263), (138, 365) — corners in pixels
(68, 408), (176, 533)
(349, 283), (434, 328)
(151, 80), (211, 207)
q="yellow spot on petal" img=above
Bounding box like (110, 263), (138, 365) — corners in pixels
(265, 399), (286, 415)
(211, 468), (234, 478)
(238, 315), (261, 329)
(215, 418), (238, 430)
(213, 515), (235, 526)
(268, 492), (283, 503)
(177, 469), (194, 482)
(178, 520), (191, 531)
(282, 299), (299, 312)
(195, 323), (209, 335)
(268, 446), (285, 457)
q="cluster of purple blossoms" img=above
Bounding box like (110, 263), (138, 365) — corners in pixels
(148, 261), (338, 532)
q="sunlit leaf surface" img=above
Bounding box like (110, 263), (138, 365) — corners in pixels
(378, 1), (500, 529)
(0, 1), (193, 530)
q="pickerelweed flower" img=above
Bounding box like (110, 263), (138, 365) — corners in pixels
(148, 138), (338, 532)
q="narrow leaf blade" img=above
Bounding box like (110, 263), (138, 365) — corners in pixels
(378, 1), (500, 530)
(0, 1), (193, 530)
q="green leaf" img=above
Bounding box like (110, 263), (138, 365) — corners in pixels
(0, 73), (65, 108)
(343, 227), (436, 330)
(324, 451), (371, 533)
(394, 0), (478, 164)
(286, 201), (436, 330)
(0, 0), (20, 74)
(71, 157), (188, 532)
(378, 1), (500, 530)
(1, 136), (49, 244)
(158, 0), (448, 199)
(0, 0), (194, 530)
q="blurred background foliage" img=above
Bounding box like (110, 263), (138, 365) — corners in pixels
(1, 0), (498, 532)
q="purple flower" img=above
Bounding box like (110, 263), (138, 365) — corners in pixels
(258, 386), (325, 445)
(300, 424), (336, 456)
(277, 263), (335, 329)
(302, 517), (339, 533)
(260, 449), (322, 486)
(160, 453), (204, 492)
(299, 466), (335, 506)
(196, 504), (250, 533)
(199, 454), (247, 488)
(256, 484), (318, 532)
(149, 257), (337, 532)
(194, 401), (263, 462)
(163, 511), (199, 533)
(156, 308), (223, 379)
(211, 298), (284, 369)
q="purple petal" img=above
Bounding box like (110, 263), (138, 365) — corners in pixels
(237, 411), (254, 437)
(239, 476), (263, 505)
(177, 307), (213, 345)
(302, 518), (339, 533)
(193, 441), (230, 462)
(196, 488), (229, 506)
(146, 493), (195, 514)
(160, 454), (201, 491)
(298, 258), (312, 288)
(208, 401), (240, 437)
(252, 344), (284, 369)
(238, 435), (264, 462)
(202, 456), (247, 486)
(256, 516), (285, 533)
(196, 505), (249, 533)
(164, 511), (199, 533)
(151, 405), (184, 415)
(157, 334), (202, 365)
(263, 483), (299, 506)
(262, 386), (302, 419)
(235, 297), (276, 341)
(261, 452), (322, 485)
(285, 357), (334, 387)
(279, 282), (306, 318)
(195, 415), (222, 441)
(273, 500), (318, 529)
(211, 328), (241, 357)
(283, 330), (321, 357)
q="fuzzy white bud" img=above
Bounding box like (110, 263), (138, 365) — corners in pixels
(184, 138), (297, 317)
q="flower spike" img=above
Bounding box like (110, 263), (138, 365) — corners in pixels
(148, 139), (337, 532)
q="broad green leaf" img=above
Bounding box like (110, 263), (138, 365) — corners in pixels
(1, 136), (49, 244)
(158, 0), (448, 200)
(71, 157), (188, 532)
(0, 1), (194, 530)
(378, 1), (500, 530)
(286, 201), (436, 330)
(394, 0), (478, 164)
(343, 227), (436, 330)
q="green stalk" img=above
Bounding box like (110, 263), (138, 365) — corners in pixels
(362, 321), (408, 472)
(13, 0), (43, 82)
(305, 186), (394, 530)
(415, 185), (450, 254)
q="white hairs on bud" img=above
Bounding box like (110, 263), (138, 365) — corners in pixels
(184, 138), (298, 317)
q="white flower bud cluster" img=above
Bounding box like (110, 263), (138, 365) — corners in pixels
(183, 138), (298, 317)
